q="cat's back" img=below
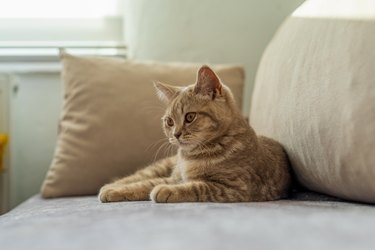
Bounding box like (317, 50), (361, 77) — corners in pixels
(258, 136), (288, 164)
(256, 135), (292, 199)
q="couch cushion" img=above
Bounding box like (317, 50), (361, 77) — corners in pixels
(1, 194), (375, 250)
(41, 53), (244, 198)
(250, 0), (375, 203)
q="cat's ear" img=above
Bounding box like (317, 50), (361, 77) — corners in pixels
(194, 65), (222, 99)
(153, 81), (180, 103)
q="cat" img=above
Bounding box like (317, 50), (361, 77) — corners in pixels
(99, 65), (291, 203)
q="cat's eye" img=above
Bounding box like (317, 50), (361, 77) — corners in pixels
(185, 112), (196, 123)
(166, 117), (174, 127)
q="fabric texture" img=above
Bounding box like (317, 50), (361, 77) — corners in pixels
(250, 0), (375, 203)
(41, 53), (244, 198)
(1, 194), (375, 250)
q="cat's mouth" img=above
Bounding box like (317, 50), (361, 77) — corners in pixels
(177, 140), (190, 146)
(169, 138), (192, 147)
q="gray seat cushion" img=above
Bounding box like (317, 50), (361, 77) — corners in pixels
(1, 194), (375, 250)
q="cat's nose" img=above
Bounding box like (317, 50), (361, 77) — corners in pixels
(174, 132), (182, 139)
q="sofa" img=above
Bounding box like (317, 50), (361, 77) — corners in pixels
(1, 1), (375, 249)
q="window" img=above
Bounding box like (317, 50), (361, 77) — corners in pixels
(0, 0), (125, 60)
(0, 0), (123, 18)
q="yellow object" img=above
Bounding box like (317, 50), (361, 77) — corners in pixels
(0, 134), (8, 173)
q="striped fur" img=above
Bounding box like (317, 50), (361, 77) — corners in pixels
(99, 66), (291, 203)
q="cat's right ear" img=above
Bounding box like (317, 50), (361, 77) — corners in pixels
(153, 81), (180, 103)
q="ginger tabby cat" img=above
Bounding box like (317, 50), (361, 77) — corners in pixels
(99, 65), (291, 203)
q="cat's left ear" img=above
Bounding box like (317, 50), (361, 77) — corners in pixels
(194, 65), (222, 99)
(153, 81), (180, 103)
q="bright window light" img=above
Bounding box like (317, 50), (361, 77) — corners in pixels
(292, 0), (375, 19)
(0, 0), (123, 18)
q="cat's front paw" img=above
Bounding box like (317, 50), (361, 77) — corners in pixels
(98, 184), (125, 203)
(150, 184), (177, 203)
(99, 183), (151, 203)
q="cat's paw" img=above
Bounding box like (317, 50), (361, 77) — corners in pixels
(98, 184), (126, 203)
(99, 183), (150, 202)
(150, 184), (177, 203)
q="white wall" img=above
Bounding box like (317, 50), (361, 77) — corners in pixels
(124, 0), (305, 115)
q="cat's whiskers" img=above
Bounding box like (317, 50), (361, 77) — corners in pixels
(200, 142), (215, 158)
(186, 137), (214, 157)
(153, 141), (170, 162)
(166, 143), (176, 158)
(145, 137), (169, 152)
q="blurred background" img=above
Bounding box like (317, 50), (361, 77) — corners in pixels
(0, 0), (304, 213)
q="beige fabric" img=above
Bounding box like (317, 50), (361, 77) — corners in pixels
(250, 0), (375, 203)
(41, 53), (244, 198)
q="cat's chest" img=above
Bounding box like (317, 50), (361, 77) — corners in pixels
(175, 157), (208, 182)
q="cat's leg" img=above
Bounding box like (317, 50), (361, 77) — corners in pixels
(99, 178), (176, 202)
(109, 155), (177, 186)
(150, 181), (247, 203)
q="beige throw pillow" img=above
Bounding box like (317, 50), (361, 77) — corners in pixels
(41, 53), (244, 198)
(250, 0), (375, 203)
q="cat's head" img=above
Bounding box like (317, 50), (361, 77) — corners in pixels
(154, 65), (238, 149)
